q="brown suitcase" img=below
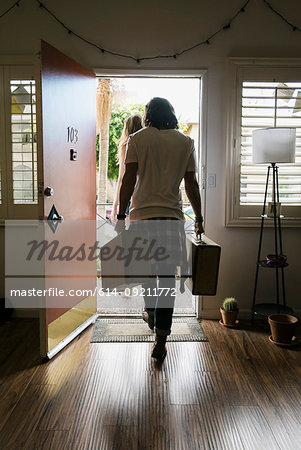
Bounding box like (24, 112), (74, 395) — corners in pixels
(185, 233), (221, 295)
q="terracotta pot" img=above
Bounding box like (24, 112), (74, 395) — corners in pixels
(220, 307), (238, 326)
(268, 314), (298, 344)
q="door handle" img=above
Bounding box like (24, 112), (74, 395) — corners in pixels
(44, 186), (54, 197)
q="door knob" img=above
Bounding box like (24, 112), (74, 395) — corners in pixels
(44, 186), (54, 197)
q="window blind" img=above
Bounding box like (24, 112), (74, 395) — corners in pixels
(10, 80), (37, 205)
(240, 82), (301, 206)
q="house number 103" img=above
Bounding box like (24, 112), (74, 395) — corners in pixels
(67, 127), (79, 144)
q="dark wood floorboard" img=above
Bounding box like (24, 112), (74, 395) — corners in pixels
(22, 431), (70, 450)
(0, 318), (300, 449)
(229, 406), (280, 450)
(249, 384), (301, 450)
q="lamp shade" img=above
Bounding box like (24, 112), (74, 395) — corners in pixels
(252, 128), (296, 164)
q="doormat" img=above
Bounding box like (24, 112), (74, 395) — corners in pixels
(90, 318), (208, 343)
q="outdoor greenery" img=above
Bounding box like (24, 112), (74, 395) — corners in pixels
(96, 104), (144, 179)
(96, 103), (190, 180)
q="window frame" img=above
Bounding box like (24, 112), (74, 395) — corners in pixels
(0, 63), (40, 220)
(226, 58), (301, 227)
(0, 65), (7, 218)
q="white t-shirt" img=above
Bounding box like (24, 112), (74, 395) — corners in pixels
(125, 127), (196, 220)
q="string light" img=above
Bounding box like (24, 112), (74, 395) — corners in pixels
(34, 0), (251, 63)
(1, 1), (300, 62)
(263, 0), (301, 33)
(0, 0), (23, 19)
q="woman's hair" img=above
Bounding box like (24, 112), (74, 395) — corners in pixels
(144, 97), (178, 129)
(117, 114), (142, 162)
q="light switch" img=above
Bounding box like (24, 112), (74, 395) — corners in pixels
(208, 173), (216, 188)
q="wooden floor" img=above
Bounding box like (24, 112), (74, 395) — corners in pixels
(0, 318), (300, 450)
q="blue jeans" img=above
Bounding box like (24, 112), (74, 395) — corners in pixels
(143, 274), (175, 336)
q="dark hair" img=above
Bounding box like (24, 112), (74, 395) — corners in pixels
(144, 97), (178, 129)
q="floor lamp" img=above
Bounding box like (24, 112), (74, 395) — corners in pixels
(251, 127), (296, 319)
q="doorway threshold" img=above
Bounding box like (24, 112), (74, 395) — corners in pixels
(97, 313), (197, 318)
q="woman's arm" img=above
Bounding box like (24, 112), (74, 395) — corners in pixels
(111, 154), (126, 220)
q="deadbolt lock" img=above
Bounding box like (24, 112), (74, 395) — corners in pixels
(44, 186), (54, 197)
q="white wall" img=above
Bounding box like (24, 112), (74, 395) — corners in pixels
(1, 0), (300, 317)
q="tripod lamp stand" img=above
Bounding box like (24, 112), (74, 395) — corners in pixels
(251, 127), (296, 319)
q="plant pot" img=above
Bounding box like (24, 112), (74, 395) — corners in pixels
(268, 314), (298, 344)
(220, 307), (238, 327)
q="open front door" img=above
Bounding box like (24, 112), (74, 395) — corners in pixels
(37, 41), (97, 358)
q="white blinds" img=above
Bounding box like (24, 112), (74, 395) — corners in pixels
(10, 80), (37, 205)
(240, 82), (301, 205)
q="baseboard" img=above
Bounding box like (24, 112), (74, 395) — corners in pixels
(200, 309), (301, 320)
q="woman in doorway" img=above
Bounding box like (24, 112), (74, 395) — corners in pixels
(111, 114), (142, 221)
(116, 97), (204, 360)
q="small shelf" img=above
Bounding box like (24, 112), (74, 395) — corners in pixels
(253, 303), (293, 317)
(257, 260), (288, 268)
(261, 214), (284, 219)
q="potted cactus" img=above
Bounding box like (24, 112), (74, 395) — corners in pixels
(220, 297), (239, 327)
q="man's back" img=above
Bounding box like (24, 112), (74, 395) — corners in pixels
(125, 127), (196, 219)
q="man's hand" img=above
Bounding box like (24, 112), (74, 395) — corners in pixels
(114, 219), (126, 234)
(194, 220), (204, 238)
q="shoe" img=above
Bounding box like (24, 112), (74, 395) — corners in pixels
(142, 310), (154, 331)
(151, 335), (167, 360)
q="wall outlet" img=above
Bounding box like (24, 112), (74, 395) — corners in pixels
(208, 173), (216, 188)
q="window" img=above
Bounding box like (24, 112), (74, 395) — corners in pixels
(10, 80), (37, 205)
(227, 61), (301, 226)
(0, 64), (39, 220)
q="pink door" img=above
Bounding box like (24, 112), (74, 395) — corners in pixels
(37, 41), (97, 358)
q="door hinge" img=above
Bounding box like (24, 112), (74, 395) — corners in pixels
(38, 181), (44, 196)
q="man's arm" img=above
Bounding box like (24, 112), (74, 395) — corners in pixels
(184, 171), (204, 236)
(118, 162), (138, 216)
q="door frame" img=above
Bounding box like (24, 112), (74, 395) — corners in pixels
(1, 60), (209, 321)
(0, 56), (40, 319)
(94, 68), (208, 319)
